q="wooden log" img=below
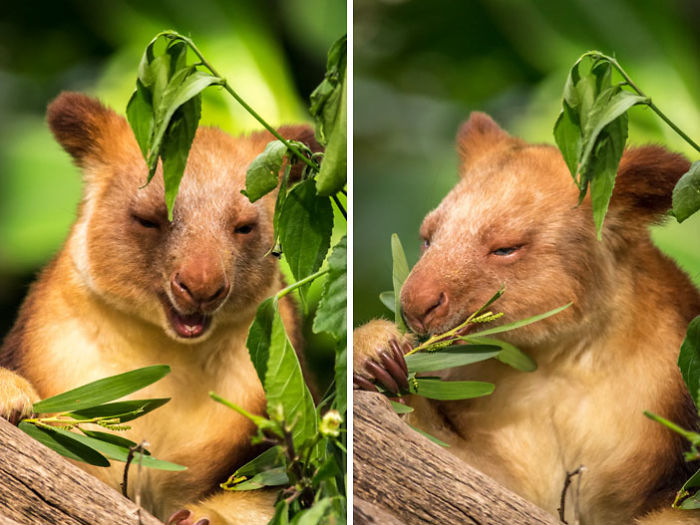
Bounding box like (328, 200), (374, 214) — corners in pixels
(0, 417), (163, 525)
(353, 390), (560, 525)
(353, 497), (405, 524)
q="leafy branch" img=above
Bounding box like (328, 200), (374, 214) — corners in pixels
(554, 51), (700, 236)
(18, 365), (184, 472)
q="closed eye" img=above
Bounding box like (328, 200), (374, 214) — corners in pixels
(491, 245), (522, 256)
(131, 214), (160, 229)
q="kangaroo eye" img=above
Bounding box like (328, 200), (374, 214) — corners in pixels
(235, 224), (255, 234)
(422, 238), (430, 250)
(132, 214), (160, 229)
(491, 246), (520, 256)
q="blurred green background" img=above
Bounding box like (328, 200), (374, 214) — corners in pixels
(354, 0), (700, 326)
(0, 0), (346, 383)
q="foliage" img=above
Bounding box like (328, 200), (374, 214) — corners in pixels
(19, 365), (184, 471)
(553, 51), (700, 237)
(124, 31), (346, 523)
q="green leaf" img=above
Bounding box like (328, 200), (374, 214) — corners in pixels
(161, 95), (201, 219)
(231, 446), (285, 479)
(405, 345), (500, 373)
(467, 303), (572, 338)
(209, 392), (275, 432)
(678, 316), (700, 408)
(313, 236), (347, 340)
(672, 161), (700, 223)
(279, 178), (333, 283)
(68, 398), (170, 423)
(310, 35), (347, 196)
(33, 365), (171, 414)
(80, 430), (143, 451)
(465, 336), (537, 372)
(270, 500), (290, 525)
(48, 427), (185, 471)
(225, 467), (288, 491)
(126, 80), (154, 159)
(244, 141), (287, 203)
(410, 378), (494, 401)
(391, 234), (410, 332)
(408, 424), (449, 447)
(310, 35), (346, 145)
(553, 102), (581, 179)
(19, 421), (110, 467)
(379, 291), (395, 313)
(265, 307), (317, 448)
(315, 68), (347, 196)
(334, 345), (347, 414)
(390, 400), (414, 414)
(290, 498), (334, 525)
(678, 469), (700, 509)
(246, 298), (276, 383)
(586, 116), (627, 238)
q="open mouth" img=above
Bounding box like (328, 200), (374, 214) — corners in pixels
(162, 298), (212, 339)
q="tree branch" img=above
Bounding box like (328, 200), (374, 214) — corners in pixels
(354, 391), (560, 525)
(0, 417), (163, 524)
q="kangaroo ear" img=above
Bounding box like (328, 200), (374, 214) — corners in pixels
(47, 92), (129, 168)
(609, 145), (690, 224)
(456, 112), (511, 171)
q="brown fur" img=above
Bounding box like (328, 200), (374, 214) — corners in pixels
(0, 92), (318, 524)
(354, 112), (700, 524)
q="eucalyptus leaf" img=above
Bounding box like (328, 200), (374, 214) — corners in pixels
(467, 303), (571, 338)
(68, 398), (170, 423)
(390, 400), (414, 414)
(672, 161), (700, 223)
(405, 345), (500, 373)
(379, 291), (395, 313)
(80, 430), (143, 452)
(391, 234), (410, 332)
(410, 378), (494, 401)
(19, 421), (110, 467)
(48, 427), (185, 471)
(678, 316), (700, 408)
(408, 424), (449, 447)
(279, 178), (333, 284)
(465, 336), (537, 372)
(33, 365), (171, 414)
(245, 141), (287, 203)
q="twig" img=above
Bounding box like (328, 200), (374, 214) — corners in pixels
(558, 465), (585, 524)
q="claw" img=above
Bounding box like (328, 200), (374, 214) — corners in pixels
(353, 373), (378, 392)
(379, 350), (409, 391)
(389, 339), (409, 376)
(168, 509), (192, 525)
(365, 360), (400, 395)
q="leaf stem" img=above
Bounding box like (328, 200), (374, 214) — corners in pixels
(583, 51), (700, 153)
(331, 193), (347, 220)
(276, 268), (330, 300)
(160, 31), (321, 171)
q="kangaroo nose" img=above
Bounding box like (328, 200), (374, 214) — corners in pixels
(402, 286), (449, 334)
(170, 263), (230, 311)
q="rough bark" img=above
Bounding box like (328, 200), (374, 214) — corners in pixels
(354, 390), (560, 525)
(0, 417), (163, 525)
